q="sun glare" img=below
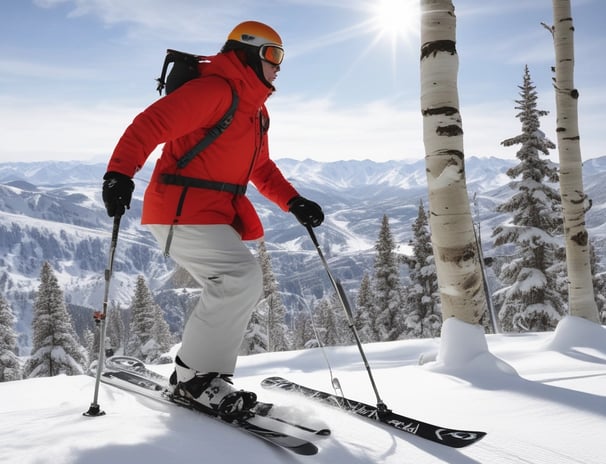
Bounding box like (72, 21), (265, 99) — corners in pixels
(371, 0), (420, 45)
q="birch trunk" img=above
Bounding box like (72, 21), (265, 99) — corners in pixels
(420, 0), (486, 324)
(550, 0), (599, 323)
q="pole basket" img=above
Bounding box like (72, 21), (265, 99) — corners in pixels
(83, 403), (106, 417)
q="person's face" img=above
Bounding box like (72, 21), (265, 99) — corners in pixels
(262, 60), (280, 84)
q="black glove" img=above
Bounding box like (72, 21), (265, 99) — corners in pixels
(102, 171), (135, 217)
(288, 196), (324, 228)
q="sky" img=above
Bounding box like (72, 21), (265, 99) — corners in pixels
(1, 316), (605, 463)
(1, 0), (605, 164)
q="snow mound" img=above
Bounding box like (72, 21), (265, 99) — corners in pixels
(426, 317), (518, 379)
(545, 315), (606, 353)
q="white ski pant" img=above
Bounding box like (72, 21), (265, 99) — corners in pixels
(148, 224), (263, 375)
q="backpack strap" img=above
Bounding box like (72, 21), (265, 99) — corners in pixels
(155, 49), (240, 169)
(176, 84), (239, 169)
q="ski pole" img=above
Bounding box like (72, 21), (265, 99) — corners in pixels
(84, 213), (122, 417)
(305, 224), (390, 415)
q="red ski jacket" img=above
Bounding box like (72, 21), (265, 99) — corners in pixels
(106, 51), (299, 240)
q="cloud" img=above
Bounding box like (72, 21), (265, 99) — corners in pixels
(1, 89), (603, 165)
(0, 96), (141, 162)
(268, 95), (424, 161)
(33, 0), (248, 43)
(0, 58), (97, 80)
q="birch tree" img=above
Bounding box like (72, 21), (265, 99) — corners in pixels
(420, 0), (486, 325)
(544, 0), (600, 323)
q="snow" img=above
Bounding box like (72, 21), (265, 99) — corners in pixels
(1, 316), (605, 463)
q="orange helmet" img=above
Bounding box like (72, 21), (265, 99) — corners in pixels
(223, 21), (284, 86)
(227, 21), (283, 48)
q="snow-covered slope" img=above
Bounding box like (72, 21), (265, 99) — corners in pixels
(1, 316), (604, 463)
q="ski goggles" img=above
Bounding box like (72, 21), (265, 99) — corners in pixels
(259, 44), (284, 66)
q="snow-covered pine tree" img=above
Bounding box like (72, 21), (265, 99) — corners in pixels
(373, 215), (404, 341)
(257, 239), (290, 352)
(152, 303), (173, 361)
(240, 300), (267, 355)
(23, 262), (87, 378)
(313, 297), (341, 346)
(87, 304), (124, 363)
(546, 0), (600, 324)
(83, 328), (95, 365)
(402, 200), (441, 338)
(589, 243), (606, 324)
(0, 294), (21, 381)
(106, 304), (125, 355)
(126, 275), (172, 362)
(291, 306), (310, 349)
(492, 66), (567, 332)
(354, 273), (378, 342)
(420, 0), (487, 326)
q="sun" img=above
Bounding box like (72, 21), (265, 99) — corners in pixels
(370, 0), (420, 46)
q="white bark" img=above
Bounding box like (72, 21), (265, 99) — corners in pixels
(420, 0), (486, 324)
(550, 0), (599, 323)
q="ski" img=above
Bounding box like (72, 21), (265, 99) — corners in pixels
(94, 357), (324, 455)
(261, 376), (486, 448)
(103, 356), (329, 437)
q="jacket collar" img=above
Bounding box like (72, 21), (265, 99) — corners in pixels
(205, 51), (273, 111)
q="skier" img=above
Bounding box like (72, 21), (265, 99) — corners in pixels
(101, 20), (324, 417)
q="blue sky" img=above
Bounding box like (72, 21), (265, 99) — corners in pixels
(1, 0), (604, 164)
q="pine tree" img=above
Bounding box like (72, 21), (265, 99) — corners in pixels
(492, 66), (566, 332)
(241, 301), (268, 355)
(589, 242), (606, 324)
(314, 297), (338, 346)
(88, 304), (125, 363)
(106, 304), (125, 355)
(373, 215), (404, 340)
(0, 294), (21, 381)
(126, 276), (172, 362)
(23, 262), (87, 378)
(83, 328), (95, 366)
(355, 273), (378, 342)
(402, 200), (441, 338)
(258, 240), (290, 352)
(313, 293), (352, 346)
(153, 304), (173, 359)
(291, 304), (315, 350)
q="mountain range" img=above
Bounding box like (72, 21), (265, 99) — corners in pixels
(2, 155), (606, 354)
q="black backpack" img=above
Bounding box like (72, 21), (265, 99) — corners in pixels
(155, 49), (239, 169)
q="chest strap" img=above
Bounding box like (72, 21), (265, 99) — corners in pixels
(160, 173), (247, 257)
(160, 173), (247, 195)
